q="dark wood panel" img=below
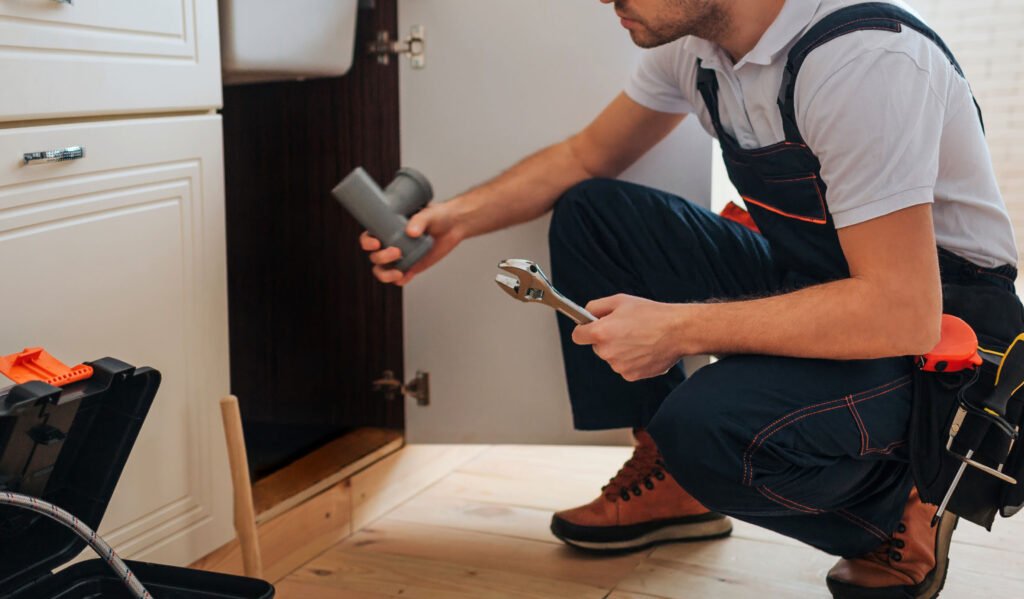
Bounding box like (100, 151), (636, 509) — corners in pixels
(221, 0), (403, 474)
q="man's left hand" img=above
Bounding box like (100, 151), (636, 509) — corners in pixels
(571, 294), (688, 382)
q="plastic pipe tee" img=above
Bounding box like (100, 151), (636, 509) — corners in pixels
(332, 167), (434, 272)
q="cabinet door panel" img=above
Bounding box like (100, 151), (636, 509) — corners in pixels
(0, 115), (232, 565)
(0, 0), (221, 121)
(399, 0), (713, 444)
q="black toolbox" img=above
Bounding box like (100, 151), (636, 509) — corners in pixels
(0, 350), (274, 598)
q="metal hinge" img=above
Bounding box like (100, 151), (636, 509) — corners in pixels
(368, 26), (425, 69)
(373, 370), (430, 406)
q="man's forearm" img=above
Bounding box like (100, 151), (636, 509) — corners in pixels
(447, 138), (595, 239)
(676, 276), (941, 360)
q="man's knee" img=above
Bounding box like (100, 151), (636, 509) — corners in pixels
(548, 178), (623, 243)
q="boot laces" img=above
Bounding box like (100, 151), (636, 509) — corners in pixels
(867, 521), (908, 566)
(601, 443), (666, 502)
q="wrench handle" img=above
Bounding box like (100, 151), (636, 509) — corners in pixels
(551, 294), (597, 325)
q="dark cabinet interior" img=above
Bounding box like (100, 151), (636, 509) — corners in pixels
(220, 0), (403, 481)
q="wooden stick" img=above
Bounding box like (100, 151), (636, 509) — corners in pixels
(220, 395), (263, 579)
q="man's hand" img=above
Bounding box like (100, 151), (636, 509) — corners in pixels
(571, 294), (687, 382)
(360, 201), (466, 286)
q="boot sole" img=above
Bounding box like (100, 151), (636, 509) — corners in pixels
(826, 512), (959, 599)
(551, 514), (733, 553)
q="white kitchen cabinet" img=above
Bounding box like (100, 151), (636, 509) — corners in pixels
(0, 115), (233, 564)
(0, 0), (221, 121)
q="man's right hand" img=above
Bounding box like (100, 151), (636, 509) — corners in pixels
(360, 200), (466, 286)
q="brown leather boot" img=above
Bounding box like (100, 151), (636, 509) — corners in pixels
(550, 429), (731, 552)
(826, 488), (958, 599)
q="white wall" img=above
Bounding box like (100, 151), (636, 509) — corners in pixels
(399, 0), (713, 444)
(913, 0), (1024, 261)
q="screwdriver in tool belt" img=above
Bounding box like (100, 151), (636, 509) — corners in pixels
(933, 333), (1024, 524)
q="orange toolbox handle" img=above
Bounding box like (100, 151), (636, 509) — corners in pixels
(0, 348), (93, 387)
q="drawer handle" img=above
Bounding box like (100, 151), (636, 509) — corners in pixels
(23, 146), (85, 165)
(52, 0), (74, 5)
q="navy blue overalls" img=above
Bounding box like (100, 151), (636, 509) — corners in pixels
(548, 3), (1017, 556)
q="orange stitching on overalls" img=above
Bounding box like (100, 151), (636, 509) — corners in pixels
(742, 377), (909, 485)
(763, 175), (828, 222)
(846, 394), (870, 454)
(758, 485), (824, 514)
(742, 195), (828, 225)
(742, 376), (912, 486)
(764, 175), (817, 184)
(863, 439), (906, 456)
(846, 394), (910, 456)
(837, 509), (890, 542)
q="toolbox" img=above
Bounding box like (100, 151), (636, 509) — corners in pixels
(0, 349), (274, 598)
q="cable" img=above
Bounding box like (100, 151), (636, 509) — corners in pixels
(0, 491), (151, 599)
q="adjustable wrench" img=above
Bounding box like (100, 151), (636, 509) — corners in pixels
(495, 259), (596, 325)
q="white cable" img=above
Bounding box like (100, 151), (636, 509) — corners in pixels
(0, 492), (151, 599)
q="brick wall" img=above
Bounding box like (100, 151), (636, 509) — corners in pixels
(915, 0), (1024, 258)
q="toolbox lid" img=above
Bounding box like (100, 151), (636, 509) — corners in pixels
(0, 355), (160, 593)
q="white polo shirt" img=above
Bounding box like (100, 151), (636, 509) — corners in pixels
(625, 0), (1018, 269)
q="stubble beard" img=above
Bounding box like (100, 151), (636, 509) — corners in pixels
(622, 0), (731, 49)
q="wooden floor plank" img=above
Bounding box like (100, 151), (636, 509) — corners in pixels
(946, 539), (1024, 581)
(268, 443), (1024, 597)
(632, 536), (836, 598)
(459, 444), (632, 479)
(615, 558), (832, 599)
(275, 579), (393, 599)
(951, 515), (1024, 553)
(606, 592), (674, 599)
(385, 491), (560, 544)
(283, 547), (610, 599)
(344, 518), (649, 589)
(421, 470), (606, 513)
(350, 444), (490, 531)
(191, 482), (352, 583)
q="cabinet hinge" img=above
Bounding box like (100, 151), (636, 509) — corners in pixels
(368, 26), (425, 69)
(373, 370), (430, 406)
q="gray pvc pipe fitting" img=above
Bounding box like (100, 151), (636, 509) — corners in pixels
(332, 167), (435, 272)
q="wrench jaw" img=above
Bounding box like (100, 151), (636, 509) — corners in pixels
(496, 260), (550, 305)
(496, 259), (596, 324)
(494, 273), (523, 300)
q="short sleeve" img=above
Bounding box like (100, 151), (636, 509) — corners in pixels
(624, 43), (695, 115)
(797, 48), (947, 228)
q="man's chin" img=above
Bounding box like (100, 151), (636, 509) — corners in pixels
(626, 32), (667, 49)
(627, 29), (677, 49)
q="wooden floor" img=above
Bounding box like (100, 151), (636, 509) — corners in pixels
(275, 444), (1024, 598)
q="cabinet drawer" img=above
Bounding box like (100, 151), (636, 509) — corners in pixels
(0, 116), (233, 564)
(0, 0), (221, 121)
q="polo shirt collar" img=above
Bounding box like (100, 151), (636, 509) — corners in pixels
(682, 0), (822, 71)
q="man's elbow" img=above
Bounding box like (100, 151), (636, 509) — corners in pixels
(898, 300), (943, 356)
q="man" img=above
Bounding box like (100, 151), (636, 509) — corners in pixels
(361, 1), (1019, 597)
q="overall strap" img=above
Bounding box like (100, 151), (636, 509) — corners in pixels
(695, 60), (733, 143)
(778, 2), (984, 143)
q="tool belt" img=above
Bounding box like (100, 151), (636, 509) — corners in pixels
(910, 282), (1024, 529)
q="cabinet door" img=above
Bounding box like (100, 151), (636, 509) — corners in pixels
(0, 0), (221, 121)
(399, 0), (713, 444)
(0, 115), (232, 565)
